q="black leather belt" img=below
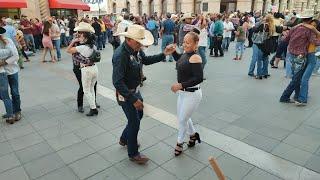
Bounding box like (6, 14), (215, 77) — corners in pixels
(80, 64), (95, 68)
(182, 87), (200, 92)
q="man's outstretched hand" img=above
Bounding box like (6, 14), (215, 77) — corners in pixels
(164, 44), (177, 56)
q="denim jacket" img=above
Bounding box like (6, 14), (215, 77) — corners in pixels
(112, 42), (165, 104)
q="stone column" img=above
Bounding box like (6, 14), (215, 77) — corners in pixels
(265, 0), (272, 12)
(154, 0), (162, 15)
(207, 0), (221, 13)
(254, 0), (264, 12)
(237, 0), (252, 12)
(166, 0), (175, 13)
(180, 0), (195, 13)
(279, 0), (288, 12)
(288, 0), (294, 11)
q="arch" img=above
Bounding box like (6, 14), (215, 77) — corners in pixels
(138, 0), (143, 16)
(113, 2), (116, 13)
(175, 0), (182, 13)
(161, 0), (167, 15)
(126, 0), (130, 13)
(194, 0), (202, 14)
(149, 0), (154, 15)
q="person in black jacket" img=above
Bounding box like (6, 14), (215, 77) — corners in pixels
(112, 24), (174, 165)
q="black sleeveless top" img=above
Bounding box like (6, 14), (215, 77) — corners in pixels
(174, 51), (203, 88)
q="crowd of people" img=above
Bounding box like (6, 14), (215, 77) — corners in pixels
(1, 8), (320, 165)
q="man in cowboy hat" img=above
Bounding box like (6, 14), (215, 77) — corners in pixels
(280, 10), (320, 105)
(178, 12), (195, 52)
(112, 24), (175, 164)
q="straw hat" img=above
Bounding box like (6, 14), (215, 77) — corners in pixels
(5, 18), (13, 25)
(180, 12), (195, 21)
(74, 22), (95, 33)
(115, 24), (154, 46)
(297, 9), (314, 19)
(171, 14), (178, 19)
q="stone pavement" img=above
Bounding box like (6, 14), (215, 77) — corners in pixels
(0, 41), (320, 180)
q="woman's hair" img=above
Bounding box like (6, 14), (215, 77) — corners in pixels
(79, 32), (96, 48)
(43, 21), (51, 36)
(265, 14), (275, 36)
(186, 32), (199, 43)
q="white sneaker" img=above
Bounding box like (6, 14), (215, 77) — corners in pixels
(294, 101), (307, 106)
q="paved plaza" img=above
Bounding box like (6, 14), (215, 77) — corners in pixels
(0, 42), (320, 180)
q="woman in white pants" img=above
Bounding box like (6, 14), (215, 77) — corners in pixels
(67, 22), (99, 116)
(170, 32), (204, 156)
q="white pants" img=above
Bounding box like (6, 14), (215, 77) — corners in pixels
(81, 65), (98, 109)
(177, 89), (202, 144)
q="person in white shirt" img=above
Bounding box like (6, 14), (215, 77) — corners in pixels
(222, 17), (234, 51)
(193, 16), (208, 69)
(115, 14), (133, 43)
(0, 27), (21, 124)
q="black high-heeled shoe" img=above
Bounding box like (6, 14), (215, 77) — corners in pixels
(86, 109), (98, 116)
(78, 106), (84, 113)
(174, 143), (184, 156)
(188, 133), (201, 147)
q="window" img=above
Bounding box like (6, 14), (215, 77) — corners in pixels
(202, 2), (208, 11)
(0, 8), (20, 19)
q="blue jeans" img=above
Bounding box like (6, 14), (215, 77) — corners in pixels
(235, 41), (245, 56)
(161, 34), (174, 61)
(0, 72), (13, 117)
(102, 32), (107, 47)
(249, 44), (269, 76)
(150, 29), (158, 45)
(120, 92), (143, 158)
(198, 46), (207, 69)
(96, 34), (103, 50)
(52, 39), (61, 59)
(7, 73), (21, 114)
(313, 56), (320, 73)
(280, 53), (305, 102)
(222, 37), (231, 50)
(24, 34), (35, 52)
(298, 53), (316, 103)
(285, 51), (293, 78)
(60, 33), (67, 47)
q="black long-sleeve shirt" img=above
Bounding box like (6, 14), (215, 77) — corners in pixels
(112, 42), (165, 104)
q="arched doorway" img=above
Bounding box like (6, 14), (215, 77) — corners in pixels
(126, 0), (130, 13)
(161, 0), (167, 15)
(175, 0), (182, 13)
(138, 0), (143, 16)
(220, 0), (237, 13)
(194, 0), (202, 14)
(149, 0), (154, 15)
(113, 2), (116, 13)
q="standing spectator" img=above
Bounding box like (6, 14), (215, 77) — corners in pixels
(0, 27), (21, 124)
(98, 19), (106, 49)
(247, 13), (256, 48)
(58, 19), (67, 47)
(146, 16), (159, 45)
(160, 13), (175, 62)
(222, 17), (234, 51)
(31, 18), (43, 50)
(213, 14), (224, 57)
(20, 15), (36, 53)
(16, 29), (29, 64)
(196, 16), (208, 69)
(92, 17), (102, 51)
(49, 17), (62, 61)
(116, 14), (133, 43)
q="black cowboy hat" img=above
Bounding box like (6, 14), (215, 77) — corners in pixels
(0, 27), (6, 34)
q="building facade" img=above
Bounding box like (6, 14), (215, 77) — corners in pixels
(108, 0), (320, 16)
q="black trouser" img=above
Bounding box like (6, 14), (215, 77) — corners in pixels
(214, 35), (224, 56)
(34, 34), (42, 50)
(73, 66), (97, 107)
(247, 29), (254, 47)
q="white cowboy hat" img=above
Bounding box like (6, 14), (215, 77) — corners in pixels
(115, 24), (154, 46)
(171, 14), (178, 19)
(5, 18), (13, 25)
(297, 9), (314, 19)
(180, 12), (195, 21)
(74, 22), (95, 33)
